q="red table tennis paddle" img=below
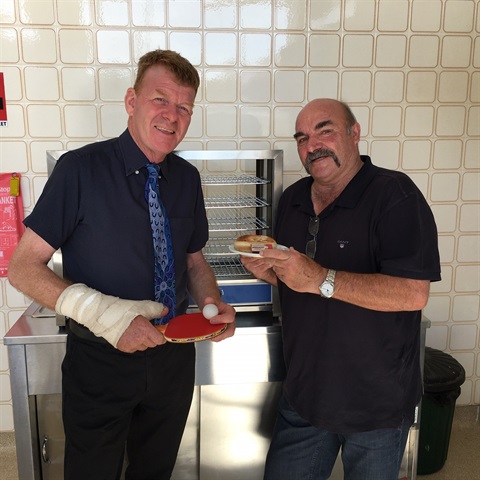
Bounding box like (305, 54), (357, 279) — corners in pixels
(155, 312), (227, 343)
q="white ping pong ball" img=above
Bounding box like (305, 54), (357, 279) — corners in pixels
(202, 303), (219, 319)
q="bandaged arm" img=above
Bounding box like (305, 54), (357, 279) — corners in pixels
(55, 283), (166, 347)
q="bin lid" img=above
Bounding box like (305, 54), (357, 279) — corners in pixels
(423, 347), (466, 393)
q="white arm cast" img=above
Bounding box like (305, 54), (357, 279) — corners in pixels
(55, 283), (165, 347)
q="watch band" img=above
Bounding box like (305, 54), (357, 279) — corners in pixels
(325, 269), (336, 284)
(320, 269), (336, 298)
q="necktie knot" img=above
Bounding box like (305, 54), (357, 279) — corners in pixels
(146, 162), (160, 180)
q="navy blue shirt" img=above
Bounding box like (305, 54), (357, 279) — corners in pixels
(25, 129), (208, 314)
(275, 156), (441, 433)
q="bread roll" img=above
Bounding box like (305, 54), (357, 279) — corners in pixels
(234, 235), (277, 253)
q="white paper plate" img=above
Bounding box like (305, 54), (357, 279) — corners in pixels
(228, 244), (288, 258)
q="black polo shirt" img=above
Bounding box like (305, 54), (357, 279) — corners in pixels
(25, 129), (208, 314)
(275, 156), (441, 433)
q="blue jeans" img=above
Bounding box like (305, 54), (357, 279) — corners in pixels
(264, 396), (411, 480)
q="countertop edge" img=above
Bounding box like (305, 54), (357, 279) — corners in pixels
(4, 304), (282, 346)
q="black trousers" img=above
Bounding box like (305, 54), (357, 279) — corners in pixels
(62, 330), (195, 480)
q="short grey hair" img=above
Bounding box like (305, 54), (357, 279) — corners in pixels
(339, 101), (357, 134)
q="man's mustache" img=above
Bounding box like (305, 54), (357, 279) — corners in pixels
(305, 148), (341, 171)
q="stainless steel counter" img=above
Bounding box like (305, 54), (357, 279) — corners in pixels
(4, 304), (285, 389)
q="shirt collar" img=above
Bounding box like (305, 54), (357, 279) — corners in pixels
(336, 155), (377, 208)
(292, 156), (377, 215)
(118, 129), (172, 180)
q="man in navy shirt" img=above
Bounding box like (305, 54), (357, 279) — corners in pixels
(9, 50), (235, 480)
(242, 98), (440, 480)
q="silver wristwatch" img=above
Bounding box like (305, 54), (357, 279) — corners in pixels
(319, 269), (336, 298)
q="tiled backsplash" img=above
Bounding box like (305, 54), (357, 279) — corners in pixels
(0, 0), (479, 430)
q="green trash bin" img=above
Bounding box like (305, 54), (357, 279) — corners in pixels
(417, 347), (465, 475)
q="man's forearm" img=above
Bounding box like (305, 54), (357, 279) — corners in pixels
(8, 230), (71, 311)
(333, 272), (430, 312)
(186, 251), (222, 308)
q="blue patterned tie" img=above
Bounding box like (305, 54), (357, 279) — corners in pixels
(145, 163), (176, 325)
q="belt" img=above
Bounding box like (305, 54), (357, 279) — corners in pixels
(66, 318), (109, 344)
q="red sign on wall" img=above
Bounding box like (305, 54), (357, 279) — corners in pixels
(0, 174), (24, 277)
(0, 72), (7, 126)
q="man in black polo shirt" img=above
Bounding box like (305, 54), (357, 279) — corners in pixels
(8, 50), (235, 480)
(241, 98), (440, 480)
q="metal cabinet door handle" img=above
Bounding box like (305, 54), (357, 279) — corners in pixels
(42, 435), (50, 463)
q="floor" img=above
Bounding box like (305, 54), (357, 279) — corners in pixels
(0, 405), (478, 480)
(0, 430), (18, 480)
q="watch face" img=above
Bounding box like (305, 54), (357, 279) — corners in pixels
(321, 283), (334, 298)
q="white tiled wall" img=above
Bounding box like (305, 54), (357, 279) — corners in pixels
(0, 0), (479, 431)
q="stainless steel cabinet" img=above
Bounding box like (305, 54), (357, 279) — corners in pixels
(199, 383), (282, 480)
(36, 394), (64, 480)
(178, 150), (283, 316)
